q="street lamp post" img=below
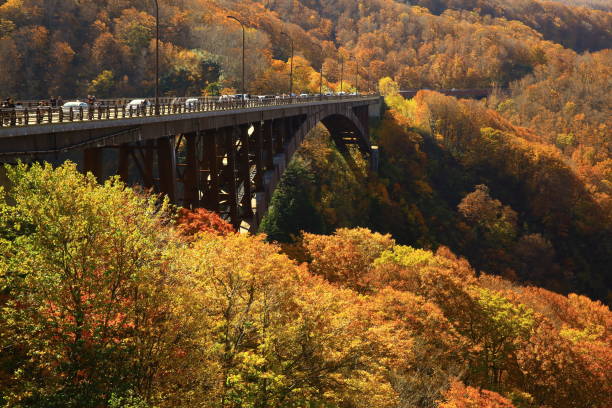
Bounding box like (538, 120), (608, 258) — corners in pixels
(227, 15), (246, 106)
(355, 59), (359, 94)
(153, 0), (159, 114)
(313, 43), (324, 100)
(319, 63), (324, 99)
(350, 56), (359, 94)
(339, 55), (344, 94)
(281, 32), (294, 98)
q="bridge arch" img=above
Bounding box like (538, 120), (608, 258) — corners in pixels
(282, 104), (372, 169)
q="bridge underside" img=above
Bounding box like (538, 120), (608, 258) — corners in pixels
(0, 99), (378, 231)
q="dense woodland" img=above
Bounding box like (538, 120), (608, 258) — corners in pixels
(0, 163), (610, 407)
(547, 0), (612, 12)
(1, 0), (610, 99)
(0, 0), (610, 407)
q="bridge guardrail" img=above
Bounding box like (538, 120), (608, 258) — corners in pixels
(0, 94), (379, 128)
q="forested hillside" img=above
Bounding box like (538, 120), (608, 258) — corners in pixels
(404, 0), (611, 51)
(537, 0), (612, 12)
(2, 0), (610, 99)
(0, 163), (610, 407)
(0, 0), (610, 406)
(261, 77), (611, 301)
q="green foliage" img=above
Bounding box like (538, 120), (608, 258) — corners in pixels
(0, 163), (609, 408)
(467, 288), (535, 389)
(374, 245), (438, 269)
(108, 391), (152, 408)
(87, 70), (116, 97)
(114, 9), (155, 54)
(378, 77), (400, 97)
(0, 162), (177, 407)
(259, 159), (325, 242)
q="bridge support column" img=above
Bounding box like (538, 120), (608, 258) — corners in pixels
(83, 148), (103, 181)
(238, 124), (253, 220)
(222, 127), (239, 229)
(202, 129), (219, 212)
(273, 119), (285, 154)
(183, 132), (199, 208)
(118, 145), (130, 182)
(253, 121), (264, 192)
(157, 136), (177, 202)
(263, 120), (274, 170)
(143, 140), (155, 189)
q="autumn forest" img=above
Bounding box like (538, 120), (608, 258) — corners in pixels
(0, 0), (610, 407)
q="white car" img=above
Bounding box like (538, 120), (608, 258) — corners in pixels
(234, 94), (250, 101)
(185, 98), (199, 108)
(126, 99), (151, 111)
(62, 101), (89, 114)
(218, 95), (234, 102)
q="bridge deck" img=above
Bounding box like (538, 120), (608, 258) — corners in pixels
(0, 95), (380, 156)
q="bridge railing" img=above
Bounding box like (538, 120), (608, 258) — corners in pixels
(0, 94), (378, 128)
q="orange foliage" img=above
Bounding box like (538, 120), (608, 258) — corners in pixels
(437, 381), (516, 408)
(302, 228), (395, 292)
(176, 208), (234, 238)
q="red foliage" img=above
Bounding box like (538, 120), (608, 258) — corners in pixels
(176, 208), (235, 237)
(438, 381), (516, 408)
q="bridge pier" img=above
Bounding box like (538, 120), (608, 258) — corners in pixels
(83, 148), (103, 181)
(202, 129), (219, 212)
(264, 120), (274, 171)
(253, 121), (264, 192)
(118, 146), (130, 183)
(223, 127), (240, 229)
(157, 136), (177, 202)
(183, 132), (199, 209)
(238, 124), (254, 223)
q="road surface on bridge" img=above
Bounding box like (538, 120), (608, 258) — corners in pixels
(0, 95), (375, 130)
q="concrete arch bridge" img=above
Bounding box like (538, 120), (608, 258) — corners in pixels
(0, 96), (381, 230)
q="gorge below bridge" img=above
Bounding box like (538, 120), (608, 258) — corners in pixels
(0, 95), (382, 231)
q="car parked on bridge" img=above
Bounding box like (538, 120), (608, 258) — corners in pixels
(61, 101), (89, 114)
(234, 94), (251, 101)
(218, 94), (234, 102)
(126, 99), (151, 111)
(185, 98), (199, 108)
